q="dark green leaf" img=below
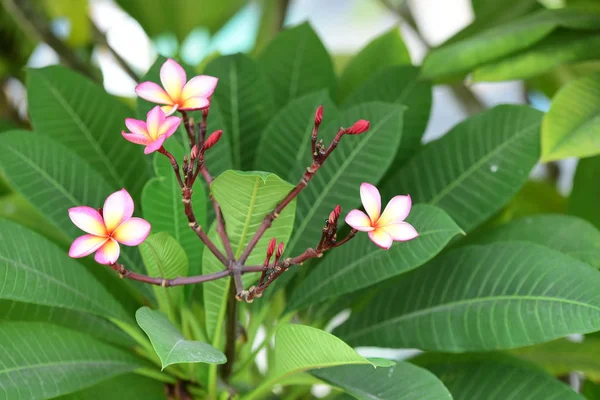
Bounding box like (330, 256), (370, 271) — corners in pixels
(335, 242), (600, 351)
(570, 155), (600, 229)
(54, 374), (164, 400)
(382, 105), (542, 233)
(582, 379), (600, 399)
(0, 192), (64, 243)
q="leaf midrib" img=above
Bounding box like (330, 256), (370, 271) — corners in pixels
(0, 359), (136, 375)
(235, 177), (261, 258)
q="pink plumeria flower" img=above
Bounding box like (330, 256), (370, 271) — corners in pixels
(135, 58), (218, 115)
(345, 183), (418, 250)
(68, 189), (151, 265)
(122, 106), (181, 154)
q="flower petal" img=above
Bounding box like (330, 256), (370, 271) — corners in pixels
(122, 131), (151, 146)
(161, 104), (179, 116)
(68, 206), (107, 236)
(125, 118), (148, 136)
(380, 222), (419, 242)
(368, 229), (393, 249)
(344, 209), (374, 232)
(144, 135), (167, 154)
(360, 182), (381, 222)
(94, 238), (120, 265)
(158, 116), (182, 138)
(103, 189), (134, 233)
(160, 58), (186, 101)
(68, 235), (108, 258)
(113, 217), (151, 246)
(146, 106), (166, 139)
(180, 96), (210, 110)
(181, 75), (218, 100)
(378, 195), (412, 226)
(135, 81), (172, 104)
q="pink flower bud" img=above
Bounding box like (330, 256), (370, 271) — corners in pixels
(314, 105), (323, 127)
(266, 238), (276, 258)
(276, 242), (285, 258)
(328, 205), (341, 224)
(203, 130), (223, 151)
(346, 119), (370, 135)
(190, 145), (199, 160)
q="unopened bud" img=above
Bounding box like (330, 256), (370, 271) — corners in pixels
(276, 242), (285, 258)
(266, 238), (276, 258)
(203, 130), (223, 151)
(346, 119), (370, 135)
(314, 105), (323, 127)
(190, 145), (199, 160)
(328, 205), (341, 224)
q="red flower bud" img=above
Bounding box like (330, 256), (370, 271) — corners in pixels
(314, 105), (323, 127)
(346, 119), (370, 135)
(203, 130), (223, 151)
(276, 242), (285, 258)
(266, 238), (276, 258)
(190, 145), (199, 160)
(328, 205), (341, 225)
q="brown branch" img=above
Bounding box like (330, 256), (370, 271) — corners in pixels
(110, 263), (231, 286)
(158, 147), (184, 188)
(180, 111), (196, 148)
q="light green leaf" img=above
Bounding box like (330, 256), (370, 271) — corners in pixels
(570, 155), (600, 229)
(474, 214), (600, 268)
(139, 233), (188, 321)
(0, 322), (143, 400)
(414, 353), (583, 400)
(258, 22), (335, 109)
(312, 362), (453, 400)
(344, 65), (432, 169)
(255, 90), (338, 178)
(136, 307), (226, 369)
(203, 170), (296, 341)
(542, 72), (600, 161)
(287, 205), (462, 311)
(27, 66), (149, 198)
(0, 219), (131, 323)
(337, 27), (410, 102)
(287, 102), (404, 255)
(54, 374), (164, 400)
(204, 53), (275, 169)
(334, 241), (600, 351)
(382, 105), (542, 233)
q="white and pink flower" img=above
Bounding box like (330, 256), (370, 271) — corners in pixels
(122, 106), (181, 154)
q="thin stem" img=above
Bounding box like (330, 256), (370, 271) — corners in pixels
(158, 147), (184, 188)
(221, 282), (238, 382)
(109, 263), (231, 286)
(134, 368), (177, 384)
(180, 111), (196, 148)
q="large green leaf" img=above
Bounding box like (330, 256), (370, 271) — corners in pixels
(0, 192), (63, 243)
(334, 242), (600, 351)
(139, 233), (188, 321)
(312, 362), (452, 400)
(337, 27), (410, 102)
(414, 353), (583, 400)
(541, 72), (600, 162)
(382, 105), (542, 233)
(244, 324), (373, 400)
(583, 380), (600, 399)
(0, 300), (133, 348)
(27, 66), (149, 198)
(136, 307), (226, 369)
(570, 155), (600, 229)
(254, 90), (338, 178)
(287, 205), (462, 311)
(54, 374), (164, 400)
(474, 214), (600, 268)
(258, 22), (335, 109)
(287, 102), (404, 255)
(0, 322), (144, 400)
(203, 171), (296, 341)
(204, 53), (275, 170)
(0, 219), (131, 323)
(344, 65), (432, 169)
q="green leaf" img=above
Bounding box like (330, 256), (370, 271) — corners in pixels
(474, 214), (600, 268)
(334, 241), (600, 351)
(542, 72), (600, 161)
(344, 65), (432, 169)
(312, 362), (452, 400)
(414, 353), (584, 400)
(203, 170), (296, 341)
(258, 22), (335, 109)
(337, 27), (410, 102)
(0, 192), (63, 243)
(287, 102), (404, 255)
(139, 233), (189, 321)
(498, 179), (566, 220)
(54, 374), (164, 400)
(583, 379), (600, 399)
(0, 322), (144, 400)
(382, 105), (542, 233)
(473, 30), (600, 82)
(43, 0), (90, 46)
(204, 53), (275, 170)
(245, 324), (374, 400)
(287, 205), (462, 311)
(570, 155), (600, 229)
(136, 307), (226, 369)
(0, 219), (131, 323)
(254, 90), (338, 177)
(0, 300), (133, 348)
(27, 66), (149, 198)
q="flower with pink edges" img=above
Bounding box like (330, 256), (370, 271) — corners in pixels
(68, 189), (151, 265)
(135, 58), (218, 115)
(345, 183), (418, 249)
(122, 106), (181, 154)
